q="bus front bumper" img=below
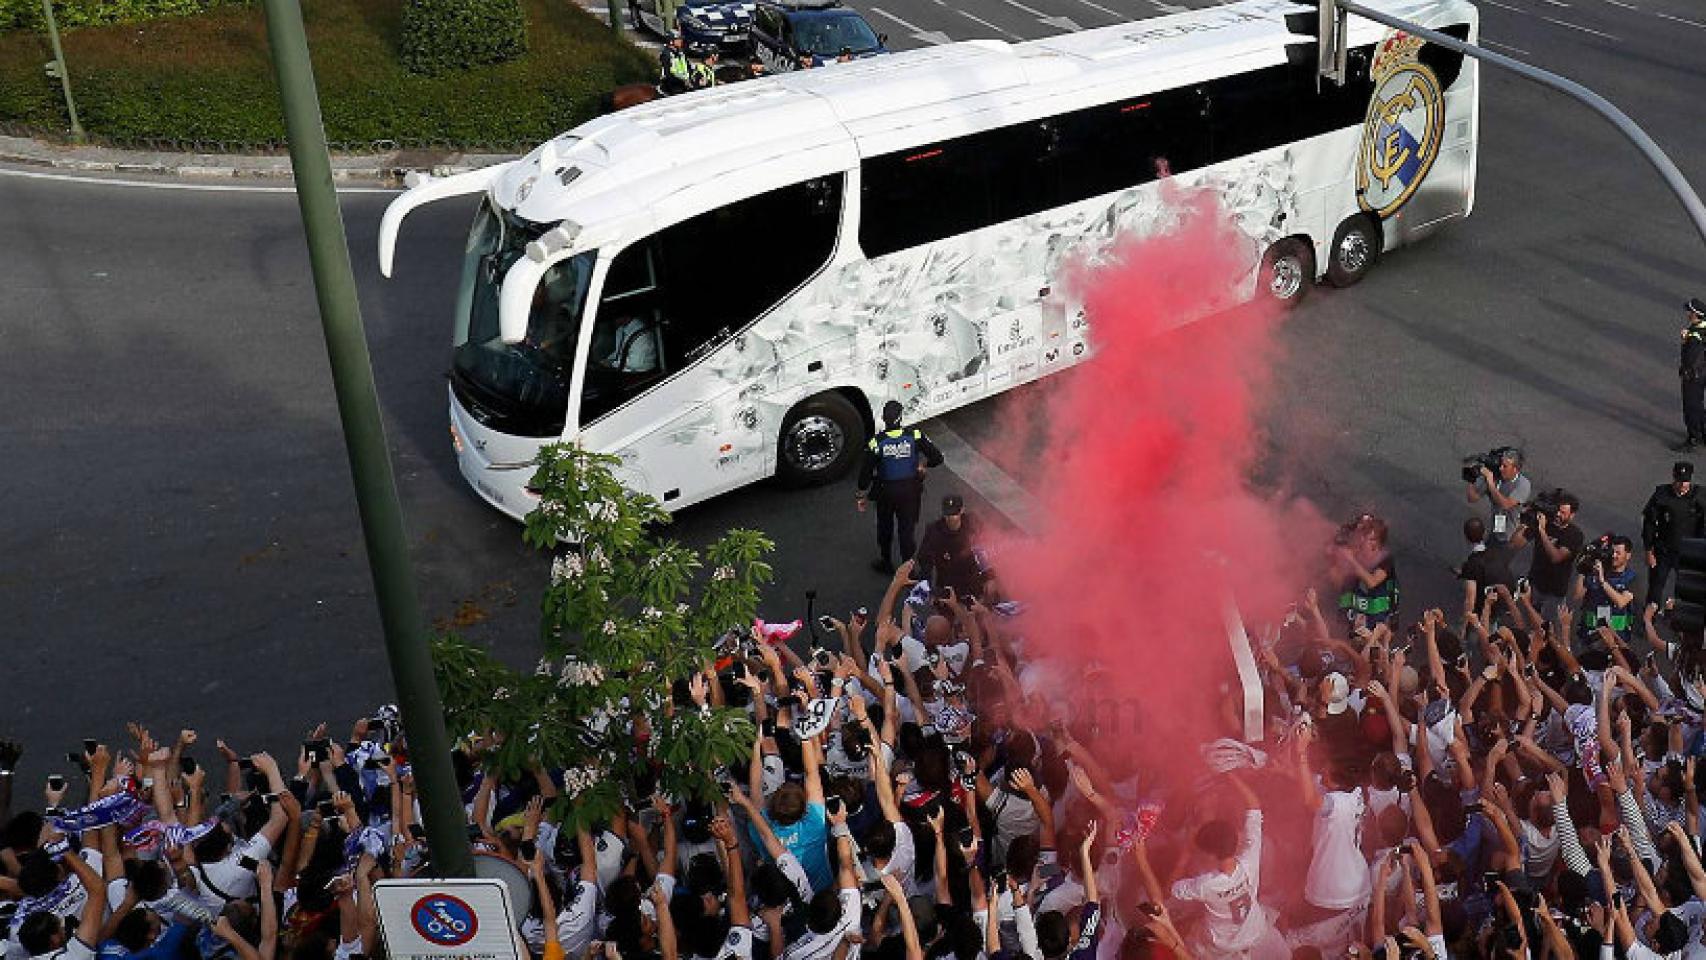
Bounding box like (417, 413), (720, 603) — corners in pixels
(447, 387), (543, 523)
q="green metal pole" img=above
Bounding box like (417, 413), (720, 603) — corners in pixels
(39, 0), (83, 142)
(258, 0), (473, 880)
(607, 0), (624, 37)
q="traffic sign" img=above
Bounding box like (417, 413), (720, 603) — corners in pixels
(375, 879), (522, 960)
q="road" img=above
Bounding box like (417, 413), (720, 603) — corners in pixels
(2, 0), (1704, 779)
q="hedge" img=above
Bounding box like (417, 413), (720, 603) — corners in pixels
(400, 0), (527, 75)
(1, 0), (251, 34)
(0, 0), (653, 146)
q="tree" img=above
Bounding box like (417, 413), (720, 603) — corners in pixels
(433, 444), (770, 830)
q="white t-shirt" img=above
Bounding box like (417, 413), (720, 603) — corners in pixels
(1170, 811), (1269, 952)
(34, 939), (95, 960)
(1305, 790), (1371, 910)
(556, 879), (600, 957)
(781, 889), (861, 960)
(716, 925), (755, 960)
(867, 821), (915, 892)
(1519, 819), (1563, 881)
(191, 834), (272, 911)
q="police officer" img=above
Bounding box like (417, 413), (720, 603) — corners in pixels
(1674, 298), (1706, 451)
(659, 35), (691, 94)
(855, 401), (944, 575)
(689, 52), (718, 90)
(1641, 460), (1706, 607)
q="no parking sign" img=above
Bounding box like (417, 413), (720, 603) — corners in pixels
(375, 879), (521, 960)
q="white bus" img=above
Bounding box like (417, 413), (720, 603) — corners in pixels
(378, 0), (1478, 520)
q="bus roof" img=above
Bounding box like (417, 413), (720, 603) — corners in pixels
(499, 0), (1473, 233)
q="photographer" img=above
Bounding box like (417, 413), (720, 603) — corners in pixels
(1570, 534), (1638, 647)
(1464, 448), (1531, 546)
(1508, 488), (1584, 614)
(1640, 460), (1705, 608)
(1455, 517), (1515, 624)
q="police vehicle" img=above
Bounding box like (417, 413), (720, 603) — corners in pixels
(630, 0), (755, 54)
(379, 0), (1479, 520)
(750, 0), (886, 71)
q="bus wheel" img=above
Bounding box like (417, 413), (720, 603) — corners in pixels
(1326, 215), (1382, 287)
(1261, 239), (1313, 308)
(778, 392), (864, 487)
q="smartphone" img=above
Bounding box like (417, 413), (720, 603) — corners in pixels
(854, 607), (869, 620)
(47, 774), (67, 791)
(261, 792), (279, 804)
(238, 757), (255, 772)
(1138, 902), (1162, 918)
(65, 751), (85, 767)
(817, 615), (837, 632)
(1483, 871), (1500, 891)
(886, 646), (903, 664)
(826, 796), (844, 816)
(82, 739), (97, 755)
(317, 800), (336, 818)
(408, 823), (427, 841)
(733, 661), (749, 680)
(762, 718), (776, 738)
(179, 756), (199, 776)
(957, 826), (975, 848)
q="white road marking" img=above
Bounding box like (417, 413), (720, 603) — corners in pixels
(1541, 13), (1618, 37)
(1533, 0), (1569, 7)
(1065, 0), (1124, 18)
(996, 0), (1047, 17)
(1149, 0), (1188, 11)
(0, 165), (398, 193)
(1480, 0), (1524, 11)
(868, 5), (952, 42)
(1597, 0), (1635, 7)
(923, 419), (1038, 535)
(1653, 11), (1706, 28)
(1482, 38), (1531, 54)
(957, 7), (1024, 37)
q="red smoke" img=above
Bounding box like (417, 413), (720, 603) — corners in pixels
(993, 187), (1330, 779)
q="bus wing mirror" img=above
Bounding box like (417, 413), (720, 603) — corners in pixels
(498, 254), (551, 345)
(377, 162), (511, 278)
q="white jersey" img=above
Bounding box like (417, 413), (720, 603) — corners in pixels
(1304, 790), (1370, 910)
(1170, 811), (1269, 953)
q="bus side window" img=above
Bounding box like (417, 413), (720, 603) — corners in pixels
(580, 175), (844, 426)
(861, 143), (992, 257)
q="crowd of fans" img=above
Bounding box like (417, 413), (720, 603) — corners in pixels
(7, 454), (1706, 960)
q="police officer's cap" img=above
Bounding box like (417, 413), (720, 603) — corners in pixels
(881, 400), (904, 426)
(1676, 461), (1695, 482)
(941, 494), (963, 516)
(1689, 297), (1706, 318)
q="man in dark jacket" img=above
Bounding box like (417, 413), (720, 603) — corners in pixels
(1642, 460), (1706, 607)
(1674, 297), (1706, 451)
(914, 494), (986, 598)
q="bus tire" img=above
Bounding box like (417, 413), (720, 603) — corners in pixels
(1326, 215), (1382, 287)
(777, 392), (865, 488)
(1261, 239), (1313, 308)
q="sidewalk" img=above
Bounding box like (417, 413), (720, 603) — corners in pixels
(0, 134), (519, 185)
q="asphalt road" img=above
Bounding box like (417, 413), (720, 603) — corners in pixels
(3, 0), (1705, 781)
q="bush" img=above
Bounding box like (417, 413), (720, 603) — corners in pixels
(0, 0), (652, 146)
(1, 0), (251, 34)
(399, 0), (526, 75)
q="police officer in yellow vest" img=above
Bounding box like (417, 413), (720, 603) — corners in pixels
(856, 401), (944, 575)
(689, 53), (717, 90)
(659, 35), (691, 94)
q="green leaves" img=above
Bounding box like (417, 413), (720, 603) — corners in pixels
(399, 0), (527, 75)
(437, 442), (776, 833)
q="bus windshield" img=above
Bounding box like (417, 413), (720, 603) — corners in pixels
(451, 202), (595, 437)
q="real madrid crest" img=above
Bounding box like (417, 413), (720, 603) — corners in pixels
(1356, 31), (1445, 219)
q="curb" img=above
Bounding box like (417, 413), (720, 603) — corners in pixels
(0, 135), (520, 185)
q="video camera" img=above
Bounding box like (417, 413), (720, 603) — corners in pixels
(1578, 533), (1614, 574)
(1520, 487), (1566, 530)
(1461, 446), (1517, 484)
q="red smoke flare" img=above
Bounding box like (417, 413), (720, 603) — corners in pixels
(993, 188), (1330, 781)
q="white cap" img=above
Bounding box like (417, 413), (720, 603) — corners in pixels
(1324, 672), (1350, 715)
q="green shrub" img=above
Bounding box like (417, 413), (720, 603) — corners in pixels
(0, 0), (651, 146)
(2, 0), (252, 35)
(399, 0), (526, 75)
